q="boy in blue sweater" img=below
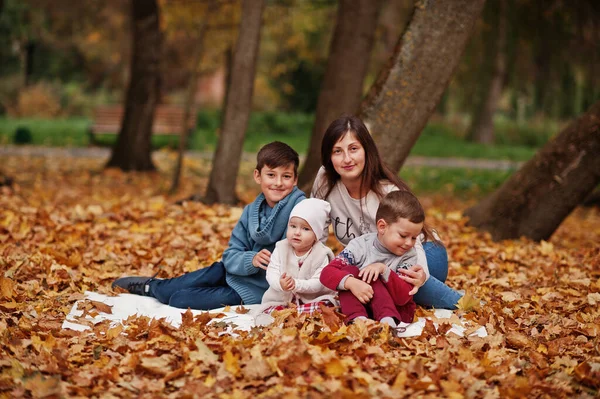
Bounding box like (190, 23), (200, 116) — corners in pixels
(112, 141), (306, 310)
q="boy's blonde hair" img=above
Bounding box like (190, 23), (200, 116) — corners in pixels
(256, 141), (299, 176)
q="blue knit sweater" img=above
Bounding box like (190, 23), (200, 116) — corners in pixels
(223, 187), (305, 305)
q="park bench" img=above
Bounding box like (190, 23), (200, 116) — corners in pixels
(88, 105), (194, 144)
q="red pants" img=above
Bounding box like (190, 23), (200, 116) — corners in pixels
(337, 265), (416, 323)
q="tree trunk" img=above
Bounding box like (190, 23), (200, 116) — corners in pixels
(359, 0), (486, 172)
(204, 0), (265, 204)
(467, 0), (507, 144)
(106, 0), (161, 171)
(465, 100), (600, 242)
(297, 0), (383, 192)
(170, 1), (218, 195)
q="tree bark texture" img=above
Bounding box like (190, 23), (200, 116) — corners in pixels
(106, 0), (161, 171)
(297, 0), (383, 192)
(204, 0), (265, 204)
(359, 0), (486, 172)
(465, 100), (600, 242)
(467, 0), (507, 144)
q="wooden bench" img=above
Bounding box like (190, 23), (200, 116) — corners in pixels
(88, 105), (195, 144)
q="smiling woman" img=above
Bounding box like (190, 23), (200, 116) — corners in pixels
(311, 115), (463, 310)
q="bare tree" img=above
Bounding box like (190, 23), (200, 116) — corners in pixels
(170, 0), (219, 194)
(465, 100), (600, 241)
(203, 0), (265, 204)
(297, 0), (383, 192)
(106, 0), (161, 171)
(359, 0), (486, 172)
(467, 0), (508, 144)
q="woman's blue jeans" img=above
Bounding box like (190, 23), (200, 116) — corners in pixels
(147, 261), (242, 310)
(413, 242), (462, 309)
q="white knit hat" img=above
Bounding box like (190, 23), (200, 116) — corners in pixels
(289, 198), (331, 242)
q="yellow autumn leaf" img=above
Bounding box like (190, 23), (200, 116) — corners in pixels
(539, 240), (554, 255)
(457, 292), (480, 311)
(223, 350), (240, 376)
(324, 358), (346, 377)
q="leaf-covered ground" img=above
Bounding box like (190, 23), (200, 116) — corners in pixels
(1, 153), (599, 398)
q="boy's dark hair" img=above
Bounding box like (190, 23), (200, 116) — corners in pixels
(376, 191), (433, 242)
(256, 141), (299, 175)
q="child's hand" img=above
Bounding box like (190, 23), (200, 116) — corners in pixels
(252, 249), (271, 270)
(345, 276), (374, 304)
(397, 265), (426, 295)
(358, 263), (387, 283)
(279, 273), (295, 291)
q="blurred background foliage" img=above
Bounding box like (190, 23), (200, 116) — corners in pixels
(0, 0), (598, 150)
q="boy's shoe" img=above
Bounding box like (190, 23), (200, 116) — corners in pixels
(112, 274), (157, 296)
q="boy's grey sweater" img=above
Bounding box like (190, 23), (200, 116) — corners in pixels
(337, 232), (418, 289)
(223, 187), (305, 305)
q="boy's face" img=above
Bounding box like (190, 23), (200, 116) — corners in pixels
(376, 218), (423, 256)
(253, 164), (297, 208)
(286, 216), (316, 255)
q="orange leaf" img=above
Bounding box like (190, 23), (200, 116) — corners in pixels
(23, 373), (62, 397)
(90, 300), (113, 314)
(319, 303), (342, 333)
(573, 359), (600, 388)
(0, 277), (14, 299)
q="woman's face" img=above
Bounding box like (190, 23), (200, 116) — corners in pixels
(331, 132), (366, 183)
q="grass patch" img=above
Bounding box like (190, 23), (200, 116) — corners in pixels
(0, 111), (552, 163)
(0, 117), (90, 147)
(413, 123), (538, 161)
(400, 166), (514, 198)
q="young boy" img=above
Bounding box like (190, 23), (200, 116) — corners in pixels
(258, 198), (338, 315)
(112, 141), (306, 310)
(319, 191), (426, 330)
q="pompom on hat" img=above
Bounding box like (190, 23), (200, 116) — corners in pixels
(289, 198), (331, 242)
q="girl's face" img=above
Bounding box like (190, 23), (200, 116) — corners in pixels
(331, 132), (366, 183)
(376, 217), (423, 256)
(286, 217), (317, 256)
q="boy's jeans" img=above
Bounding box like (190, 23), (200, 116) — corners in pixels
(413, 242), (463, 309)
(147, 261), (242, 310)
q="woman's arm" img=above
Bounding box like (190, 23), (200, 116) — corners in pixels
(413, 236), (430, 279)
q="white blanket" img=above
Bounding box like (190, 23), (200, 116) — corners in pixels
(62, 291), (487, 338)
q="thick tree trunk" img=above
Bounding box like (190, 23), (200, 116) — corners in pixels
(465, 100), (600, 242)
(106, 0), (161, 171)
(297, 0), (382, 192)
(467, 0), (507, 144)
(359, 0), (485, 172)
(204, 0), (265, 204)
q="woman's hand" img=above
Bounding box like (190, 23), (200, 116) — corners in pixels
(252, 249), (271, 270)
(280, 273), (295, 291)
(345, 276), (374, 304)
(358, 263), (387, 284)
(397, 265), (427, 295)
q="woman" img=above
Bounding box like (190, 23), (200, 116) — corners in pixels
(311, 115), (462, 309)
